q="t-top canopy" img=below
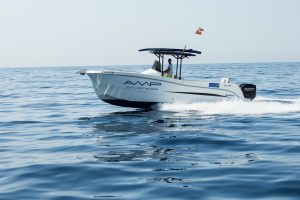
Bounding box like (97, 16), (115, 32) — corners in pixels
(139, 48), (201, 57)
(139, 48), (201, 79)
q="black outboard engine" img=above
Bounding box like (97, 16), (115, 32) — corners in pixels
(239, 84), (256, 100)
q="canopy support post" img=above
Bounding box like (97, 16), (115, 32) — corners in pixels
(161, 55), (164, 76)
(175, 56), (179, 78)
(179, 57), (182, 80)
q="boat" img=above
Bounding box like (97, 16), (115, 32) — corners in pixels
(77, 48), (256, 108)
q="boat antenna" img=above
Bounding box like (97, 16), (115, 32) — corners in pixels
(182, 45), (186, 53)
(179, 45), (186, 80)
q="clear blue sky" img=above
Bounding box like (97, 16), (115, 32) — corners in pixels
(0, 0), (299, 67)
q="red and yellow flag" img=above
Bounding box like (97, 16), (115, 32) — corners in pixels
(195, 27), (204, 35)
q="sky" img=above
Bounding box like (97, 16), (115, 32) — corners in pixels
(0, 0), (299, 67)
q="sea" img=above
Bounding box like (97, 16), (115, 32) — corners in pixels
(1, 62), (300, 200)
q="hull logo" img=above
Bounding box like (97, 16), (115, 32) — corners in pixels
(124, 81), (162, 86)
(209, 83), (219, 88)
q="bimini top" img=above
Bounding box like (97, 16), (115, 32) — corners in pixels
(139, 48), (201, 57)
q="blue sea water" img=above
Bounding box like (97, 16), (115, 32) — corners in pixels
(0, 63), (300, 200)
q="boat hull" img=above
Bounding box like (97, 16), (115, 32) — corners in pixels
(79, 70), (247, 108)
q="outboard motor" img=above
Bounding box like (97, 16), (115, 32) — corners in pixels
(239, 84), (256, 100)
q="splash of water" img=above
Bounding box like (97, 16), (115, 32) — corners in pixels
(159, 97), (300, 115)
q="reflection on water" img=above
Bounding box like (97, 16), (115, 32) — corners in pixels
(88, 110), (179, 162)
(80, 110), (262, 168)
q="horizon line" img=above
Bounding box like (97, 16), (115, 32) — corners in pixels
(1, 61), (300, 69)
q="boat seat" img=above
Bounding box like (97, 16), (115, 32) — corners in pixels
(141, 68), (161, 76)
(220, 77), (230, 83)
(151, 60), (161, 72)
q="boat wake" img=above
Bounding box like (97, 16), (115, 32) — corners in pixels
(159, 96), (300, 115)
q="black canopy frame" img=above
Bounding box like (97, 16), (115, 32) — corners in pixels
(139, 48), (201, 79)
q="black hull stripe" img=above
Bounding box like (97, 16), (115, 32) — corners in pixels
(168, 91), (226, 97)
(102, 99), (159, 108)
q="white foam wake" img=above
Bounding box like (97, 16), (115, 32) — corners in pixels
(160, 97), (300, 115)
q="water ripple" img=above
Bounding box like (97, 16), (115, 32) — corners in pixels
(1, 64), (300, 199)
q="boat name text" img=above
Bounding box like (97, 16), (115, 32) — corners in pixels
(124, 81), (162, 87)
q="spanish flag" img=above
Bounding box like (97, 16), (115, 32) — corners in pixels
(195, 27), (204, 35)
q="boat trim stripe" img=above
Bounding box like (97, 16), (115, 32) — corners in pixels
(168, 91), (226, 97)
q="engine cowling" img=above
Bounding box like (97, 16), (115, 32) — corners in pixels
(239, 84), (256, 100)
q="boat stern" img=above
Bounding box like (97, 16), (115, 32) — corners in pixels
(239, 83), (256, 100)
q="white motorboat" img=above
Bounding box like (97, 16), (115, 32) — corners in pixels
(78, 48), (256, 108)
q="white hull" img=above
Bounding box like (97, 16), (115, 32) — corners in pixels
(79, 70), (253, 108)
